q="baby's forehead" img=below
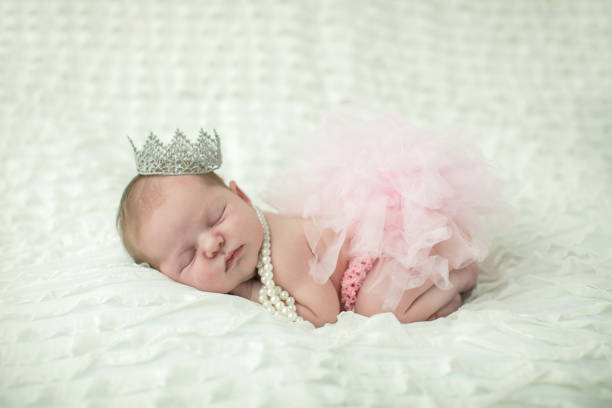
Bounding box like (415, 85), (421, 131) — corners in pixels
(130, 175), (214, 218)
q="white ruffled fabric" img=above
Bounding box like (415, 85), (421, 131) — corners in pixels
(1, 1), (611, 407)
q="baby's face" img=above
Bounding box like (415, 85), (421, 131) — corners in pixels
(132, 175), (264, 294)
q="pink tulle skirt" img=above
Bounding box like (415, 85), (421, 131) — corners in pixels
(263, 110), (510, 311)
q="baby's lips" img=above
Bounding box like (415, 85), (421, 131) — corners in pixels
(224, 250), (233, 271)
(224, 245), (242, 271)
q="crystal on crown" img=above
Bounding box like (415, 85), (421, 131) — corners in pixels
(128, 129), (222, 175)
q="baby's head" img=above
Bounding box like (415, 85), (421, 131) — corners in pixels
(116, 173), (264, 293)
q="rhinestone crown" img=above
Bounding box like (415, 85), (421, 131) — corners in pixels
(128, 129), (222, 175)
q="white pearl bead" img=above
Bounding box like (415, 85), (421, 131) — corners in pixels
(254, 207), (301, 324)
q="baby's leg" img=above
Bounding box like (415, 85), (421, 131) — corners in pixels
(400, 263), (478, 323)
(353, 262), (478, 323)
(353, 268), (435, 318)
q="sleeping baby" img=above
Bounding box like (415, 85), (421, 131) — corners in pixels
(117, 112), (507, 328)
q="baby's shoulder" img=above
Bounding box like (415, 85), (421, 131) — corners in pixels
(266, 214), (314, 288)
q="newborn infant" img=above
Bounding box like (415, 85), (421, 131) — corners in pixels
(117, 173), (478, 328)
(118, 112), (507, 327)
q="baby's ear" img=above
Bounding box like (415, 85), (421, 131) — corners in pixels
(229, 180), (252, 205)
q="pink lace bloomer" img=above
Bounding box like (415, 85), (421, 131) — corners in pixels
(340, 255), (377, 311)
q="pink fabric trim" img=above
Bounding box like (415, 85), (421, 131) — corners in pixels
(340, 256), (377, 311)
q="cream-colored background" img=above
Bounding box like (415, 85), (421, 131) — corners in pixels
(1, 1), (611, 407)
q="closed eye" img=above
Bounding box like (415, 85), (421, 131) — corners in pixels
(214, 205), (226, 225)
(180, 249), (196, 273)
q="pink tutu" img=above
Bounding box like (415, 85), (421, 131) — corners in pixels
(263, 110), (510, 311)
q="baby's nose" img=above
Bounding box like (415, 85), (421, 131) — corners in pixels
(202, 234), (224, 258)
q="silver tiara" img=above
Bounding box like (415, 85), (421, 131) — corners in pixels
(127, 129), (222, 175)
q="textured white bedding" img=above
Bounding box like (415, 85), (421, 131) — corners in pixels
(1, 1), (611, 407)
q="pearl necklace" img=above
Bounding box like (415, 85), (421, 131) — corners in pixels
(254, 207), (302, 323)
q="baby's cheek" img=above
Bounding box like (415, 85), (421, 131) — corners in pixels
(190, 267), (228, 293)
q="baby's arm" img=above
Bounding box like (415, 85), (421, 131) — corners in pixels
(291, 272), (341, 327)
(246, 278), (340, 328)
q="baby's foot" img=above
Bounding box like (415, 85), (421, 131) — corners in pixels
(427, 294), (462, 321)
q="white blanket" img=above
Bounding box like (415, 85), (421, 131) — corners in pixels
(1, 1), (611, 406)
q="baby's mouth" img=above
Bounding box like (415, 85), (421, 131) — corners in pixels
(225, 245), (244, 271)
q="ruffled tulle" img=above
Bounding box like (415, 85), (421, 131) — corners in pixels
(263, 110), (511, 311)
